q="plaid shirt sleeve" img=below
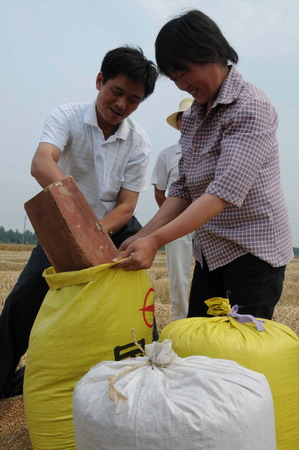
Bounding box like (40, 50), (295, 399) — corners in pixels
(206, 98), (279, 207)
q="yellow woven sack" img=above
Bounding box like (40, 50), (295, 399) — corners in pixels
(24, 262), (155, 450)
(159, 298), (299, 450)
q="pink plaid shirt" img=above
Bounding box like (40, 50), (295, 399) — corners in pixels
(169, 66), (293, 270)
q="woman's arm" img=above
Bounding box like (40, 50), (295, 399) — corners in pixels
(115, 193), (228, 270)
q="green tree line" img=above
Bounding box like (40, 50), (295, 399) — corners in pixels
(0, 224), (298, 254)
(0, 226), (37, 244)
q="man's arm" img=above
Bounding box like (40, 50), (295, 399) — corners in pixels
(31, 143), (137, 234)
(154, 186), (166, 207)
(101, 187), (139, 235)
(31, 142), (64, 188)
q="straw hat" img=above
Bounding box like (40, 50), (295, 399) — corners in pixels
(166, 97), (193, 130)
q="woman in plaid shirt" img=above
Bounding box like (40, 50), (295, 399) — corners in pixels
(116, 10), (293, 320)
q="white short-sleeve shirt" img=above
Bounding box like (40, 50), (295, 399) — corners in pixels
(151, 142), (181, 193)
(39, 100), (150, 219)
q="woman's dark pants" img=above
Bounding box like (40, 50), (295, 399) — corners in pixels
(188, 253), (286, 319)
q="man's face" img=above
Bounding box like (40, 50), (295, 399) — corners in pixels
(95, 73), (145, 129)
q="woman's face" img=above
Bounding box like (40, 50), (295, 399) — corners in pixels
(169, 62), (229, 109)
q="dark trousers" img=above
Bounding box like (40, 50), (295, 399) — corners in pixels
(0, 243), (50, 395)
(188, 253), (286, 320)
(0, 216), (142, 396)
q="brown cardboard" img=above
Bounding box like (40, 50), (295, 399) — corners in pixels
(24, 176), (119, 272)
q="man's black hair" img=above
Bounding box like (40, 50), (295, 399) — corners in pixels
(101, 46), (158, 99)
(155, 10), (238, 77)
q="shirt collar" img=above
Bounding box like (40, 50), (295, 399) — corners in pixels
(84, 100), (129, 140)
(190, 65), (244, 114)
(214, 65), (244, 106)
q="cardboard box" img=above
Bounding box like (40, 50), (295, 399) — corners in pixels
(24, 176), (119, 272)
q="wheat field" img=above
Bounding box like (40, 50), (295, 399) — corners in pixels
(0, 246), (298, 449)
(1, 245), (299, 334)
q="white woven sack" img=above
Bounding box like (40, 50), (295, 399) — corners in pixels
(73, 339), (276, 450)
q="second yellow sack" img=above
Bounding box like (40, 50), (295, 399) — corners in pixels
(159, 307), (299, 450)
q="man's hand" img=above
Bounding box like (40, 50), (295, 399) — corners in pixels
(113, 235), (159, 271)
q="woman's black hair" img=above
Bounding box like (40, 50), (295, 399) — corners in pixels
(100, 46), (158, 99)
(155, 10), (238, 77)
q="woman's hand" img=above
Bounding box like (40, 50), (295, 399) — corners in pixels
(113, 235), (160, 271)
(118, 234), (139, 252)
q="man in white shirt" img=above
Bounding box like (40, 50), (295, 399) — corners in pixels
(0, 46), (158, 397)
(151, 98), (194, 320)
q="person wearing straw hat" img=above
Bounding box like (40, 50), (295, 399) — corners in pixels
(151, 98), (194, 320)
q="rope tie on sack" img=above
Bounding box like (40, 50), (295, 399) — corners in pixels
(108, 329), (169, 402)
(228, 305), (265, 331)
(205, 297), (265, 332)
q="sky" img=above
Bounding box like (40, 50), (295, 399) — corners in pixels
(1, 0), (299, 245)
